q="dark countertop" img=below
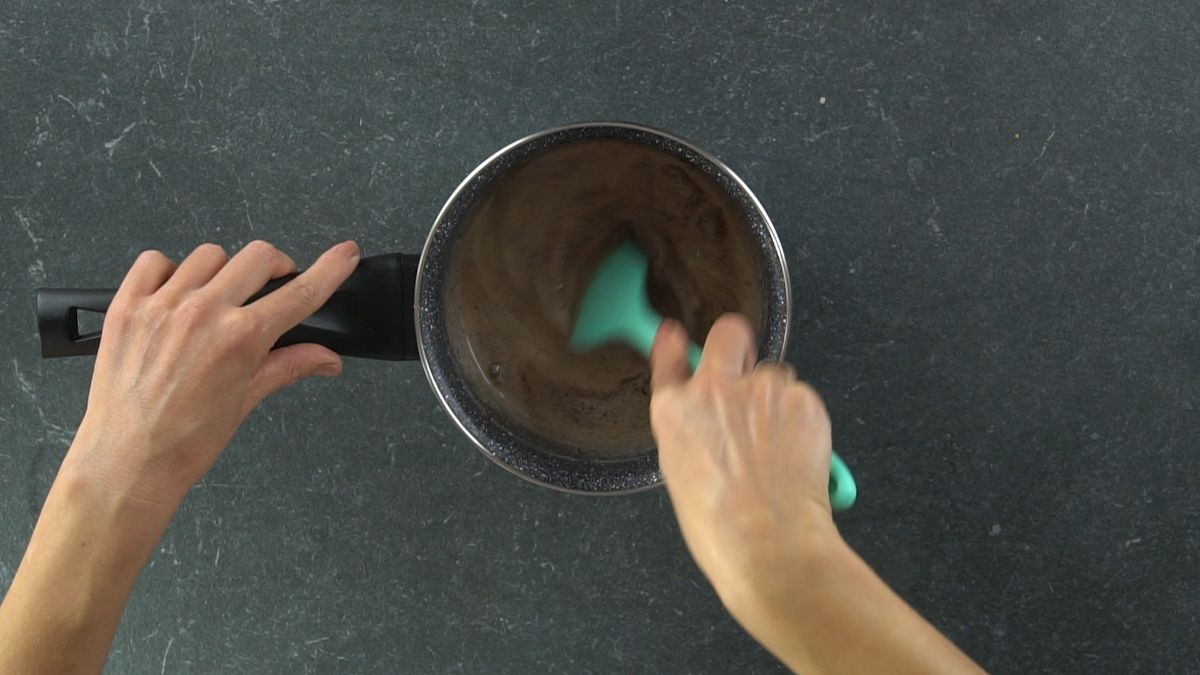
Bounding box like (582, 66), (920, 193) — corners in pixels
(1, 1), (1197, 672)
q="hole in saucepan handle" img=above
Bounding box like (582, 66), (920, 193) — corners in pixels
(36, 288), (115, 358)
(75, 308), (105, 339)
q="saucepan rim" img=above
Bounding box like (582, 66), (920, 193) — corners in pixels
(413, 121), (793, 494)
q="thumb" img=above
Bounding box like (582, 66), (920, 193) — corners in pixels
(650, 319), (691, 393)
(242, 343), (342, 417)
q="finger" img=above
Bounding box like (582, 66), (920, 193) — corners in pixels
(697, 313), (757, 378)
(160, 243), (228, 294)
(754, 360), (796, 383)
(787, 379), (832, 428)
(241, 343), (343, 417)
(207, 240), (298, 304)
(248, 240), (359, 336)
(113, 250), (177, 301)
(650, 319), (691, 392)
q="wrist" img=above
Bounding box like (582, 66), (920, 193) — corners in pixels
(717, 506), (848, 626)
(723, 520), (985, 674)
(720, 530), (858, 670)
(59, 431), (184, 539)
(0, 453), (171, 672)
(66, 418), (189, 518)
(53, 458), (179, 547)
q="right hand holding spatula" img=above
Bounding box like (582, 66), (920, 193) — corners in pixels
(648, 315), (983, 675)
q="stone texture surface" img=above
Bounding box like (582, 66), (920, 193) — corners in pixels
(1, 1), (1197, 672)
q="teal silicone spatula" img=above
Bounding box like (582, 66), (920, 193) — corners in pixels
(570, 240), (858, 511)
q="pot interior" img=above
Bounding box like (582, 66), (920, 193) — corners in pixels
(416, 123), (790, 493)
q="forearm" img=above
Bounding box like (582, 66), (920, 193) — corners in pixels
(741, 535), (983, 675)
(0, 454), (173, 675)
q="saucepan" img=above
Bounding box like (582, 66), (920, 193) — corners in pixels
(36, 122), (796, 495)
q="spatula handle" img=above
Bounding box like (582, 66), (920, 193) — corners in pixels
(827, 453), (857, 512)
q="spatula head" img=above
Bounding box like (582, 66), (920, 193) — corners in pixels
(569, 241), (662, 357)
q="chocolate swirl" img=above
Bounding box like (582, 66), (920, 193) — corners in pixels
(446, 139), (765, 458)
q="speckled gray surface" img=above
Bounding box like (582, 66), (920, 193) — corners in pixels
(1, 1), (1198, 673)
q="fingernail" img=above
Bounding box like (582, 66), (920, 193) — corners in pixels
(316, 362), (342, 377)
(340, 240), (360, 261)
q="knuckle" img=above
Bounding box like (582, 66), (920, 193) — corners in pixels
(175, 293), (215, 325)
(753, 362), (791, 382)
(287, 359), (308, 385)
(224, 310), (263, 339)
(788, 381), (829, 418)
(142, 293), (171, 317)
(752, 373), (779, 402)
(102, 302), (135, 330)
(287, 277), (324, 306)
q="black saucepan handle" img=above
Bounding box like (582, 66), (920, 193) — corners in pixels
(36, 253), (421, 361)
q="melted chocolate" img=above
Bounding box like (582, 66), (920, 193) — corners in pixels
(446, 139), (765, 458)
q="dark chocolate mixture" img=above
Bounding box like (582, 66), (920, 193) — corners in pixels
(446, 139), (765, 458)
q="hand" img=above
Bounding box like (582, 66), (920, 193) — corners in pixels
(66, 239), (360, 514)
(649, 314), (838, 616)
(650, 314), (982, 674)
(0, 240), (360, 674)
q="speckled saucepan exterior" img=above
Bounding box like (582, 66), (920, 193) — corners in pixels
(35, 122), (792, 495)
